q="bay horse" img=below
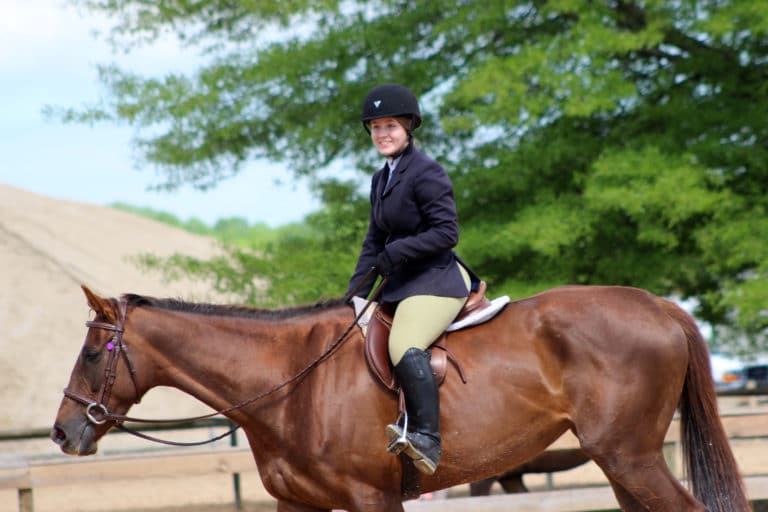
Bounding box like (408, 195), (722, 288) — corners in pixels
(52, 284), (750, 512)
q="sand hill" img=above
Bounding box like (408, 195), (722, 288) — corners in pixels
(0, 183), (233, 431)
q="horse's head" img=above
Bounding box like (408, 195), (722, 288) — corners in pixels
(52, 286), (143, 455)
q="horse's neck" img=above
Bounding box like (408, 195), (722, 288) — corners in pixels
(139, 310), (302, 415)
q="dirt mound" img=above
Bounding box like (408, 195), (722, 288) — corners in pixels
(0, 183), (232, 431)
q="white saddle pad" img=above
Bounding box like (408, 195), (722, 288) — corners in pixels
(352, 295), (511, 336)
(446, 296), (510, 332)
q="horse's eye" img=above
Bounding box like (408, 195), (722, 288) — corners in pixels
(83, 348), (101, 363)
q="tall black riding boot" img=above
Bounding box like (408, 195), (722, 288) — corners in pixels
(385, 347), (441, 475)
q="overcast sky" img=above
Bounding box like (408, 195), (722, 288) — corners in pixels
(0, 0), (319, 226)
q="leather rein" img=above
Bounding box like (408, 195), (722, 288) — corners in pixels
(62, 270), (386, 447)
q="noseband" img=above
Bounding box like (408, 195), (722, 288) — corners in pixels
(63, 298), (141, 426)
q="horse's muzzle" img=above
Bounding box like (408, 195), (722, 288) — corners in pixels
(51, 421), (98, 456)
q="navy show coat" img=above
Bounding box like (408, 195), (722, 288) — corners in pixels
(348, 144), (470, 304)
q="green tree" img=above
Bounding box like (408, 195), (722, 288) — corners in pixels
(58, 0), (767, 350)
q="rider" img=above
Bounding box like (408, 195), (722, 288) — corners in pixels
(347, 83), (476, 475)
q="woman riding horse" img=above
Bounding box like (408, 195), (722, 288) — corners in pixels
(347, 83), (479, 475)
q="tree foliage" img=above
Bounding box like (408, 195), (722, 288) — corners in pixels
(63, 0), (767, 351)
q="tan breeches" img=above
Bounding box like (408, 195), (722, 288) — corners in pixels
(388, 264), (471, 365)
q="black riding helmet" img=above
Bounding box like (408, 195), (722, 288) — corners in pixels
(360, 83), (422, 134)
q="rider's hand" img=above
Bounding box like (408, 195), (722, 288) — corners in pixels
(376, 250), (398, 276)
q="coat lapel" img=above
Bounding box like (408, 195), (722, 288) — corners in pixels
(376, 163), (389, 198)
(381, 145), (415, 198)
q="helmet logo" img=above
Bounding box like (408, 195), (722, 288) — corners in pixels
(373, 100), (381, 108)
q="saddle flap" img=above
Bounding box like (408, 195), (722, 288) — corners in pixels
(364, 305), (448, 393)
(364, 306), (397, 390)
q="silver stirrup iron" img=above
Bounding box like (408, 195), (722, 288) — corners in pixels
(386, 410), (409, 454)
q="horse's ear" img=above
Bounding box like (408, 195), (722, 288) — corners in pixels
(81, 285), (118, 323)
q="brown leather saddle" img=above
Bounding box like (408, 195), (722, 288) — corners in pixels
(364, 282), (492, 392)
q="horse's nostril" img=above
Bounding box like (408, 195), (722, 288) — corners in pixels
(52, 426), (66, 443)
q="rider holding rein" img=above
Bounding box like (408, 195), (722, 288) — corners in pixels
(347, 83), (475, 475)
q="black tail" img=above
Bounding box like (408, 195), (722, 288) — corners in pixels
(657, 298), (751, 512)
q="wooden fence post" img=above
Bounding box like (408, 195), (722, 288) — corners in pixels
(18, 488), (33, 512)
(229, 421), (242, 510)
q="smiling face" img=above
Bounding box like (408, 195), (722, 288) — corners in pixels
(369, 117), (410, 157)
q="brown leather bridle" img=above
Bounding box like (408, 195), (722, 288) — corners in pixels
(63, 298), (141, 426)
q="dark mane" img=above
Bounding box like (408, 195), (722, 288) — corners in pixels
(122, 294), (349, 321)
